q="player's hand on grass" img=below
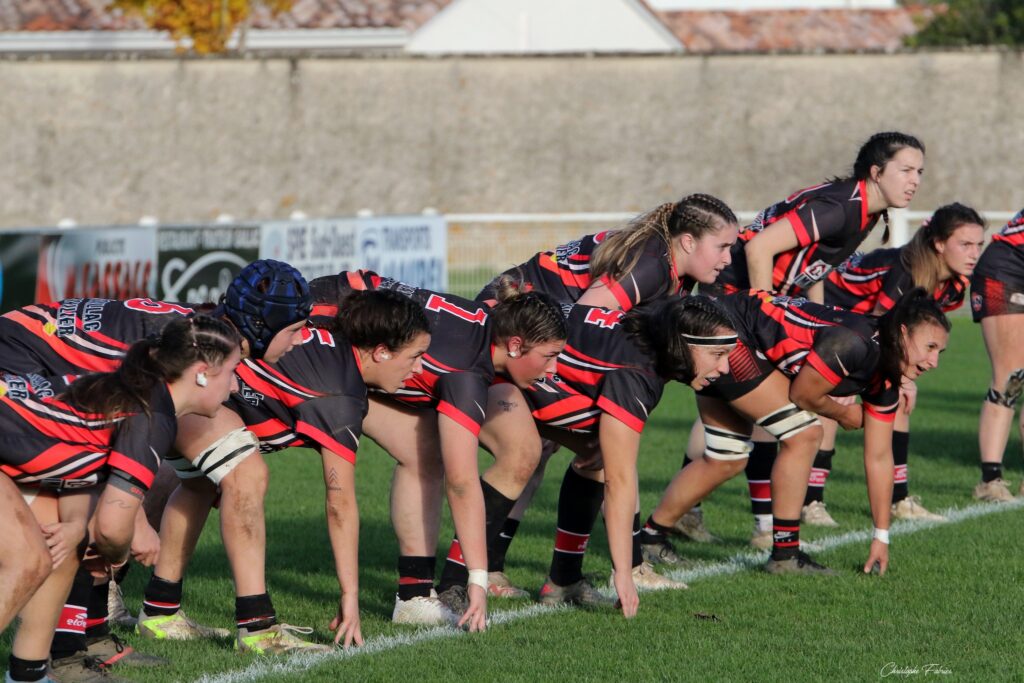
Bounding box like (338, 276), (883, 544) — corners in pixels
(459, 584), (487, 632)
(330, 592), (363, 649)
(863, 540), (889, 576)
(613, 571), (639, 619)
(130, 519), (161, 566)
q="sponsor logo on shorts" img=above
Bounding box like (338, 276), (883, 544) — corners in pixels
(1010, 293), (1024, 306)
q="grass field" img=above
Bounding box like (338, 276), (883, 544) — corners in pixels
(4, 318), (1023, 682)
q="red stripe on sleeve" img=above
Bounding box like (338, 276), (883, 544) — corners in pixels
(864, 404), (897, 423)
(106, 451), (156, 490)
(805, 351), (843, 386)
(789, 211), (812, 247)
(437, 401), (483, 437)
(295, 421), (357, 465)
(596, 395), (646, 434)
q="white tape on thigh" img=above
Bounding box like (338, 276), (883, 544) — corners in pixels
(756, 404), (821, 441)
(165, 451), (206, 480)
(704, 425), (754, 461)
(179, 428), (259, 485)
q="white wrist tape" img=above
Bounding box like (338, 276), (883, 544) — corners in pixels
(873, 527), (890, 545)
(467, 569), (488, 591)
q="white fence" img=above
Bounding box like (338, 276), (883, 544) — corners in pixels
(445, 209), (1018, 299)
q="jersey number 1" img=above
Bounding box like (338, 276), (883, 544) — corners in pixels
(425, 295), (487, 326)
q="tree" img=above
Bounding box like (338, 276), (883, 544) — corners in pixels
(111, 0), (292, 54)
(907, 0), (1024, 47)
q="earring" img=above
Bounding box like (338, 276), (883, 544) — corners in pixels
(381, 353), (392, 360)
(508, 351), (519, 358)
(196, 373), (208, 387)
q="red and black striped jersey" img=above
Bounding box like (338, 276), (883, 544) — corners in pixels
(720, 290), (897, 419)
(0, 383), (172, 491)
(0, 298), (196, 396)
(483, 232), (687, 310)
(991, 208), (1024, 248)
(310, 272), (497, 437)
(524, 304), (664, 435)
(826, 248), (967, 314)
(973, 210), (1024, 293)
(717, 179), (881, 297)
(228, 326), (368, 464)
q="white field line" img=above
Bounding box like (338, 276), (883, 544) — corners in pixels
(195, 498), (1024, 683)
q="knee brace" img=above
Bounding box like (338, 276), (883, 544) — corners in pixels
(167, 428), (259, 485)
(756, 403), (820, 441)
(704, 425), (754, 461)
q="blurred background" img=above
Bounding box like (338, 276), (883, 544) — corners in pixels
(0, 0), (1020, 302)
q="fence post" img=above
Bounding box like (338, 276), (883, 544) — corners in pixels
(889, 208), (910, 247)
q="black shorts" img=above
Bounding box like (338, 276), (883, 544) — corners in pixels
(971, 242), (1024, 322)
(697, 341), (775, 402)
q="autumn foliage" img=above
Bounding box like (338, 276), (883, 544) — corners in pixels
(110, 0), (292, 53)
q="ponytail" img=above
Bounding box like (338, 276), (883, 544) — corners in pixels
(591, 194), (737, 286)
(63, 315), (241, 418)
(491, 275), (567, 347)
(901, 202), (986, 293)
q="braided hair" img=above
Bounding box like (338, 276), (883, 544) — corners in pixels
(590, 193), (738, 288)
(491, 275), (568, 348)
(901, 202), (985, 294)
(623, 295), (736, 384)
(63, 315), (241, 419)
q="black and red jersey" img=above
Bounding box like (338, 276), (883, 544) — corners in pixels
(0, 298), (196, 395)
(991, 208), (1024, 248)
(716, 179), (881, 296)
(826, 248), (967, 314)
(229, 326), (367, 464)
(482, 232), (687, 310)
(718, 290), (897, 420)
(524, 304), (664, 435)
(0, 383), (173, 491)
(310, 272), (497, 437)
(971, 209), (1024, 315)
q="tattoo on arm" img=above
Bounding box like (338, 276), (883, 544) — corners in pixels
(498, 400), (518, 413)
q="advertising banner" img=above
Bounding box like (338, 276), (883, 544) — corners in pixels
(34, 227), (157, 302)
(259, 218), (361, 282)
(158, 224), (260, 303)
(0, 232), (43, 313)
(357, 215), (447, 291)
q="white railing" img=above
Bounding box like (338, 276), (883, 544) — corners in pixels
(444, 209), (1017, 298)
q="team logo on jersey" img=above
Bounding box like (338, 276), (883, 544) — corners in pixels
(555, 239), (584, 260)
(791, 260), (832, 290)
(972, 293), (983, 313)
(584, 308), (623, 329)
(241, 386), (264, 407)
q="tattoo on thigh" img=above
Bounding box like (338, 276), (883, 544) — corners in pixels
(327, 467), (343, 491)
(498, 400), (518, 413)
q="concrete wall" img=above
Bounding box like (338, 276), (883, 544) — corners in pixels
(1, 51), (1022, 229)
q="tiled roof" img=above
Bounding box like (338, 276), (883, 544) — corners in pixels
(0, 0), (452, 32)
(248, 0), (452, 31)
(655, 7), (933, 53)
(0, 0), (143, 30)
